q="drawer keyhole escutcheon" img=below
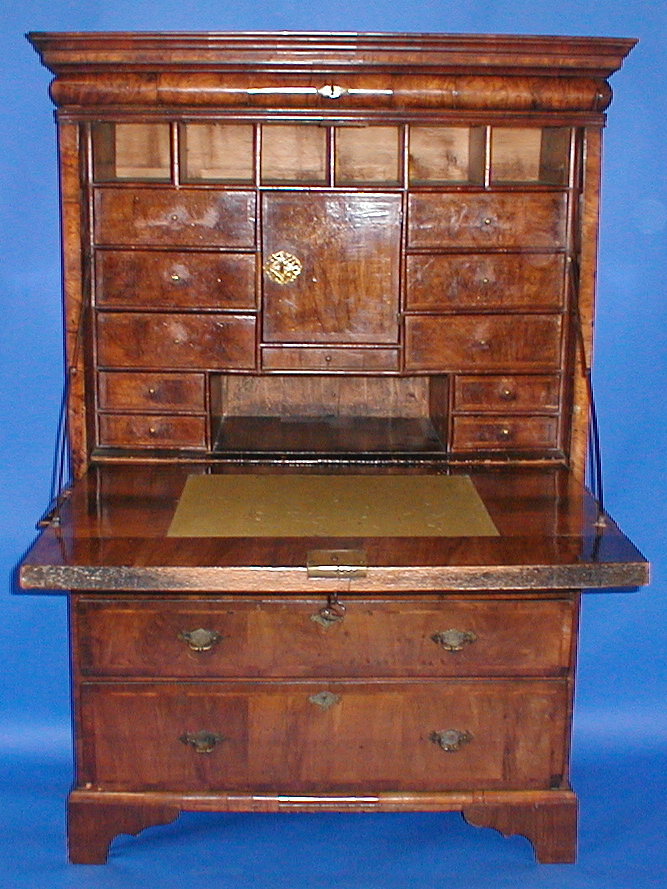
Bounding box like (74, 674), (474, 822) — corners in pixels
(311, 590), (347, 628)
(431, 629), (477, 652)
(180, 730), (225, 754)
(430, 729), (473, 753)
(309, 691), (342, 711)
(264, 250), (303, 285)
(178, 627), (222, 652)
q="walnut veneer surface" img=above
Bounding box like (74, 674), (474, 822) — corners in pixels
(21, 31), (648, 866)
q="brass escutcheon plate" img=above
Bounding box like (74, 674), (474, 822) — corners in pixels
(264, 250), (302, 285)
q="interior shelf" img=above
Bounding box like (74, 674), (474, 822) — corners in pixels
(213, 415), (446, 456)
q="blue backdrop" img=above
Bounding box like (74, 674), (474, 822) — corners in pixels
(1, 2), (665, 887)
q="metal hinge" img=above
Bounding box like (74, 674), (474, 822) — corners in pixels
(306, 549), (368, 579)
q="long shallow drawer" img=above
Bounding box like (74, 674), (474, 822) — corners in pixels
(98, 372), (206, 412)
(453, 375), (560, 413)
(78, 679), (568, 792)
(407, 192), (567, 249)
(94, 188), (256, 247)
(76, 597), (574, 679)
(95, 250), (256, 310)
(452, 416), (560, 451)
(97, 312), (256, 370)
(406, 254), (564, 311)
(262, 346), (399, 372)
(98, 414), (207, 449)
(405, 314), (562, 372)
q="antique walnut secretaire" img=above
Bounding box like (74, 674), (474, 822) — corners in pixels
(21, 32), (648, 864)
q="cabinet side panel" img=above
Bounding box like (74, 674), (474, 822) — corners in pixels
(58, 121), (89, 477)
(570, 128), (602, 475)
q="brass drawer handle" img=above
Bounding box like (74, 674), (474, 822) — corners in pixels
(264, 250), (302, 285)
(430, 729), (473, 753)
(178, 627), (222, 652)
(180, 730), (225, 754)
(431, 629), (477, 651)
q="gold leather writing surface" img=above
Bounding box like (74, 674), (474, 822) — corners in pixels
(167, 474), (499, 538)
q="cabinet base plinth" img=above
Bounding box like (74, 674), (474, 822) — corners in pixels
(68, 788), (577, 864)
(462, 793), (578, 863)
(68, 793), (181, 864)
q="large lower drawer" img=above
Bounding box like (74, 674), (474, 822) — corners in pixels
(78, 679), (569, 793)
(76, 597), (575, 679)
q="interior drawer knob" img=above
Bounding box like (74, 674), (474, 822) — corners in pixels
(430, 729), (473, 753)
(179, 730), (225, 754)
(178, 627), (222, 652)
(431, 629), (477, 651)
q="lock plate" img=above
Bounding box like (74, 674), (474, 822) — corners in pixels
(306, 549), (368, 579)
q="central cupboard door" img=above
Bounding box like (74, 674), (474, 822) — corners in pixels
(262, 192), (402, 344)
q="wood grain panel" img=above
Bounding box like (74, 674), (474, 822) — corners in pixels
(405, 315), (562, 372)
(97, 313), (256, 370)
(262, 193), (401, 344)
(407, 193), (567, 249)
(95, 251), (256, 310)
(79, 680), (568, 792)
(94, 188), (256, 247)
(77, 596), (574, 679)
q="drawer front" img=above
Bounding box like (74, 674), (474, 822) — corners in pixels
(405, 315), (562, 372)
(98, 414), (207, 449)
(454, 375), (560, 413)
(98, 372), (206, 412)
(261, 346), (399, 372)
(406, 254), (564, 311)
(79, 679), (568, 792)
(452, 416), (560, 451)
(94, 188), (256, 247)
(407, 192), (567, 249)
(95, 250), (256, 310)
(97, 312), (256, 370)
(77, 598), (574, 679)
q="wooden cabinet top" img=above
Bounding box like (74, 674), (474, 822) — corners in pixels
(28, 31), (636, 115)
(28, 31), (636, 75)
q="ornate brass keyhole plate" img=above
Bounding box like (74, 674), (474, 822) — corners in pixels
(264, 250), (302, 285)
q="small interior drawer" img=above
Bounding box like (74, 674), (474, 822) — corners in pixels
(404, 314), (562, 372)
(76, 596), (574, 679)
(453, 375), (560, 413)
(407, 192), (567, 249)
(95, 250), (256, 310)
(79, 678), (568, 793)
(98, 414), (207, 449)
(406, 254), (564, 311)
(97, 312), (257, 371)
(94, 188), (256, 248)
(98, 372), (206, 412)
(452, 415), (560, 451)
(261, 347), (399, 372)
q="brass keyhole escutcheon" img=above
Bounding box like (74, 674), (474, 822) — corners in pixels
(264, 250), (303, 285)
